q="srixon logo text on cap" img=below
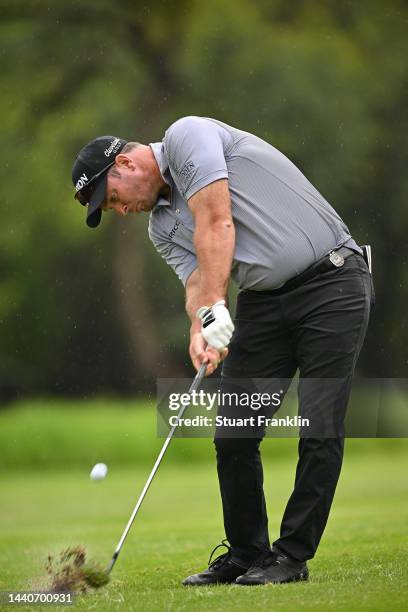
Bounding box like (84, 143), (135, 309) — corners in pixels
(104, 137), (121, 158)
(75, 173), (88, 192)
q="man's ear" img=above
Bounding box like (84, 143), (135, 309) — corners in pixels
(115, 153), (134, 170)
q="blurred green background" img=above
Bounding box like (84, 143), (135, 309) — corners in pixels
(0, 0), (407, 400)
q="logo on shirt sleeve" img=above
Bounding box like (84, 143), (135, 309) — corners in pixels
(179, 161), (196, 191)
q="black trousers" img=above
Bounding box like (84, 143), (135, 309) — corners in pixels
(215, 254), (373, 565)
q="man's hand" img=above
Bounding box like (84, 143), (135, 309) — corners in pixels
(196, 300), (234, 351)
(189, 331), (228, 376)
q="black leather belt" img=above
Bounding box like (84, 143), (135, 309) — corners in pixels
(256, 246), (358, 296)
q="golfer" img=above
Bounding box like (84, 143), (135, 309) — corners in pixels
(71, 116), (373, 585)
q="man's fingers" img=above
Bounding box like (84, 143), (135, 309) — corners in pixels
(191, 344), (228, 377)
(206, 347), (228, 362)
(192, 357), (202, 372)
(200, 346), (228, 375)
(220, 347), (229, 361)
(191, 310), (231, 375)
(208, 335), (230, 351)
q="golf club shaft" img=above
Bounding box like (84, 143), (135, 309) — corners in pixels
(107, 362), (207, 574)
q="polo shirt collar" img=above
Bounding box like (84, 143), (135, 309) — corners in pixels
(150, 142), (171, 208)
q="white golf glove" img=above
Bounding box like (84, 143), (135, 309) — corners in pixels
(196, 300), (234, 351)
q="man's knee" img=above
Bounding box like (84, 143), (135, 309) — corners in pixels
(299, 436), (345, 464)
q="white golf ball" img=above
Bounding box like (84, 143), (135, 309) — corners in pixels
(90, 463), (108, 481)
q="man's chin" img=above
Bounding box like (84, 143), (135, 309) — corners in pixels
(141, 201), (155, 212)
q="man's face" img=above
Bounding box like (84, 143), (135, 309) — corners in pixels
(102, 155), (159, 217)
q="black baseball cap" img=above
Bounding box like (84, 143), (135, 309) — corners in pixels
(72, 135), (128, 227)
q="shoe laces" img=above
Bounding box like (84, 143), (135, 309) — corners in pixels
(208, 539), (232, 569)
(251, 549), (279, 569)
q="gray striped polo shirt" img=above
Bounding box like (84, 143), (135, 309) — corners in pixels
(148, 116), (360, 291)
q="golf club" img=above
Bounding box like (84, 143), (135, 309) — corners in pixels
(105, 362), (208, 576)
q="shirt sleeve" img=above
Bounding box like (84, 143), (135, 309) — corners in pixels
(148, 227), (198, 287)
(163, 116), (230, 200)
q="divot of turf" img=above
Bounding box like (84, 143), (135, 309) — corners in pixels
(45, 546), (109, 592)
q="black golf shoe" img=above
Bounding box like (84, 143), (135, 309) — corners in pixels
(235, 548), (309, 585)
(183, 540), (249, 586)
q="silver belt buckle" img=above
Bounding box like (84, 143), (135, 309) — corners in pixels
(329, 250), (344, 267)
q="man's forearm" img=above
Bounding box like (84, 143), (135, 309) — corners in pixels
(193, 219), (235, 305)
(185, 259), (232, 339)
(187, 179), (235, 308)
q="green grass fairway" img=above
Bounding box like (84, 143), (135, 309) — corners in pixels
(0, 450), (407, 611)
